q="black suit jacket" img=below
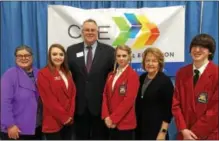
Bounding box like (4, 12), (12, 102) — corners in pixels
(135, 71), (174, 140)
(67, 41), (115, 116)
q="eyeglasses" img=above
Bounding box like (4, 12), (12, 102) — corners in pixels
(83, 28), (97, 33)
(16, 54), (32, 59)
(145, 59), (159, 64)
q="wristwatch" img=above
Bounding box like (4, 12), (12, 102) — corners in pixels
(160, 128), (167, 133)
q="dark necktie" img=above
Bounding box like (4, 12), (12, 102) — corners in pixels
(193, 69), (200, 87)
(86, 46), (93, 72)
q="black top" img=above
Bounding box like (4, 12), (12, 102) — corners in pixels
(141, 76), (152, 98)
(135, 71), (174, 140)
(26, 71), (42, 127)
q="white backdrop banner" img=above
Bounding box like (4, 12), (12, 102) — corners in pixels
(48, 5), (185, 76)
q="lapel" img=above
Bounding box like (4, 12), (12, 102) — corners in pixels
(53, 70), (70, 98)
(183, 64), (196, 112)
(33, 67), (39, 97)
(111, 66), (130, 98)
(194, 62), (214, 108)
(138, 73), (146, 95)
(17, 66), (37, 92)
(33, 67), (39, 82)
(67, 76), (74, 95)
(75, 44), (87, 75)
(194, 62), (212, 95)
(106, 72), (115, 98)
(142, 72), (161, 98)
(136, 73), (146, 100)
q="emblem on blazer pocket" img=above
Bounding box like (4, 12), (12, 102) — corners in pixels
(197, 92), (208, 104)
(54, 76), (61, 80)
(119, 82), (127, 96)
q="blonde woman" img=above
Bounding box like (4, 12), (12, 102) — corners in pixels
(102, 45), (139, 140)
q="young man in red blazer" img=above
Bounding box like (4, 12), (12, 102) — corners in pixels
(172, 34), (218, 140)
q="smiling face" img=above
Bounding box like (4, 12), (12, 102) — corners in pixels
(50, 47), (65, 68)
(15, 49), (33, 70)
(191, 45), (210, 64)
(82, 21), (98, 46)
(144, 52), (160, 75)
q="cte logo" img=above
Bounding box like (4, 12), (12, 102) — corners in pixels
(68, 13), (160, 49)
(112, 13), (160, 49)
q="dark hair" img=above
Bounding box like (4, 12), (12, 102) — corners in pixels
(189, 33), (216, 60)
(47, 44), (70, 76)
(14, 45), (33, 56)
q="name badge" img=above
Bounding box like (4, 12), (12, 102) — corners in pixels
(119, 82), (127, 96)
(54, 76), (61, 81)
(197, 92), (208, 104)
(76, 52), (84, 58)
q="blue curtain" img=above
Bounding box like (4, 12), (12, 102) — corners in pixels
(1, 1), (218, 139)
(1, 1), (218, 76)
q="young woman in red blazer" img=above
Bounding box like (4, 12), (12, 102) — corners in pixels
(101, 45), (139, 140)
(37, 44), (76, 140)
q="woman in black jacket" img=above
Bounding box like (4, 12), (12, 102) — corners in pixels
(135, 47), (174, 140)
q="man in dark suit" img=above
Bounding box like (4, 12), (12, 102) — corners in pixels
(67, 19), (115, 140)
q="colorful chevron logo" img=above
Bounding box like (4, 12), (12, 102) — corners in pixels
(112, 13), (160, 49)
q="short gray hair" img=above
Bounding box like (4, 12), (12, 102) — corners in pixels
(82, 19), (98, 27)
(14, 45), (33, 56)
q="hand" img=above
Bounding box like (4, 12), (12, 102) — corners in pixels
(69, 119), (74, 125)
(110, 124), (116, 128)
(66, 118), (74, 126)
(156, 132), (166, 140)
(104, 117), (113, 128)
(7, 125), (21, 139)
(181, 129), (198, 140)
(64, 117), (72, 125)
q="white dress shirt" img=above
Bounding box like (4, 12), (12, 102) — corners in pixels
(193, 61), (209, 76)
(112, 64), (129, 89)
(59, 71), (68, 89)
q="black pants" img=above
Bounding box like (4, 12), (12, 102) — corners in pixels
(44, 125), (73, 140)
(135, 127), (169, 140)
(75, 108), (109, 140)
(109, 128), (134, 140)
(0, 126), (43, 140)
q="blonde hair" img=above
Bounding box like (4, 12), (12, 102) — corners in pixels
(113, 45), (132, 73)
(142, 47), (164, 72)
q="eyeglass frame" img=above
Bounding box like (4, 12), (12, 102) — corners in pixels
(15, 54), (32, 59)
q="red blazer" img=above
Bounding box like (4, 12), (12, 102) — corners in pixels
(102, 65), (139, 130)
(37, 67), (76, 133)
(172, 61), (218, 140)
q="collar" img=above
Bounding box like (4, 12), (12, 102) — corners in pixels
(84, 41), (97, 50)
(116, 64), (129, 75)
(193, 61), (209, 75)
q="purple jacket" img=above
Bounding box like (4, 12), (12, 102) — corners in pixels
(1, 66), (39, 135)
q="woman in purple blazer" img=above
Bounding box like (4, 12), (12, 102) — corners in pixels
(0, 45), (42, 140)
